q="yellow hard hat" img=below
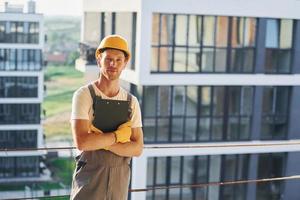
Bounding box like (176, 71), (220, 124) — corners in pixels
(95, 35), (131, 60)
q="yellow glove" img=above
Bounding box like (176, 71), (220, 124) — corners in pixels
(114, 121), (132, 143)
(89, 124), (110, 150)
(89, 124), (103, 134)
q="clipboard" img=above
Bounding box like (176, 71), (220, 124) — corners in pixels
(92, 97), (130, 133)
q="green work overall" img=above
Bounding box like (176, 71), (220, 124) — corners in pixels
(70, 84), (132, 200)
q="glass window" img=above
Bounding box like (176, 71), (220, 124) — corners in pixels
(185, 118), (197, 141)
(170, 157), (181, 184)
(152, 14), (160, 46)
(159, 47), (173, 72)
(200, 87), (211, 115)
(215, 16), (228, 47)
(160, 14), (174, 45)
(156, 157), (167, 184)
(186, 86), (198, 116)
(84, 12), (101, 44)
(213, 87), (225, 115)
(203, 16), (215, 46)
(0, 21), (6, 43)
(172, 86), (185, 115)
(261, 87), (290, 139)
(214, 48), (227, 72)
(208, 155), (221, 199)
(144, 87), (157, 117)
(187, 48), (200, 72)
(115, 12), (136, 70)
(151, 14), (258, 73)
(257, 153), (285, 200)
(175, 15), (188, 45)
(158, 86), (171, 116)
(201, 47), (214, 72)
(174, 47), (187, 72)
(188, 16), (201, 46)
(157, 118), (169, 142)
(265, 19), (293, 73)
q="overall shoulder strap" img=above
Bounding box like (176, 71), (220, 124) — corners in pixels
(88, 84), (96, 100)
(127, 92), (133, 120)
(88, 84), (97, 116)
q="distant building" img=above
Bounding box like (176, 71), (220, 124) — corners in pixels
(0, 1), (48, 182)
(76, 0), (300, 200)
(46, 52), (67, 65)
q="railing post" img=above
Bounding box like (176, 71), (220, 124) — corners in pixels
(131, 155), (147, 200)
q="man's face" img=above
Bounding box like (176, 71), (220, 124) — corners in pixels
(97, 49), (128, 81)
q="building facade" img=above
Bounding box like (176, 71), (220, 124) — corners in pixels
(76, 0), (300, 199)
(0, 1), (47, 182)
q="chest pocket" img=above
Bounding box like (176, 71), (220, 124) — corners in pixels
(88, 84), (132, 133)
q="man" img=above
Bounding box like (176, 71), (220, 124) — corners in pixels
(70, 35), (143, 200)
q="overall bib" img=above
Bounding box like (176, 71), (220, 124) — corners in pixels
(70, 84), (132, 200)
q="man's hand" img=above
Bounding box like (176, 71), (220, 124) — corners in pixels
(114, 121), (132, 143)
(89, 124), (103, 134)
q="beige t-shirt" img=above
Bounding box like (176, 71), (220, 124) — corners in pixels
(70, 83), (142, 128)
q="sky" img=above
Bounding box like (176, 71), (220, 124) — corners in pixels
(0, 0), (82, 16)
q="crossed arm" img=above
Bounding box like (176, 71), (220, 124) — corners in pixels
(71, 119), (143, 157)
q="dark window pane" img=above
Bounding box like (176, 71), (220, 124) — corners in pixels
(243, 49), (254, 72)
(171, 117), (184, 141)
(172, 86), (185, 115)
(240, 117), (251, 140)
(201, 47), (214, 72)
(228, 87), (241, 115)
(275, 87), (289, 115)
(208, 155), (221, 199)
(262, 87), (274, 114)
(223, 155), (237, 181)
(185, 118), (197, 141)
(169, 188), (181, 200)
(144, 87), (157, 117)
(261, 87), (290, 139)
(265, 49), (291, 73)
(157, 118), (169, 142)
(212, 117), (223, 140)
(170, 157), (181, 184)
(143, 118), (156, 142)
(213, 87), (224, 115)
(147, 157), (154, 186)
(227, 117), (239, 140)
(158, 86), (171, 116)
(183, 156), (194, 184)
(215, 48), (227, 72)
(199, 117), (210, 140)
(257, 153), (285, 200)
(197, 156), (208, 183)
(182, 188), (193, 199)
(156, 157), (167, 184)
(186, 86), (198, 116)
